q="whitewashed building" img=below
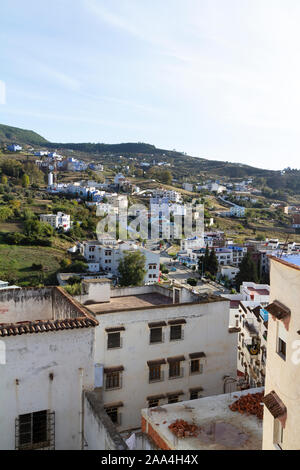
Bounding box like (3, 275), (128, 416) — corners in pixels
(77, 281), (237, 431)
(0, 287), (99, 450)
(80, 240), (160, 284)
(40, 212), (71, 232)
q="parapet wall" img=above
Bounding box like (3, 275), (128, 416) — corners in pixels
(0, 287), (53, 323)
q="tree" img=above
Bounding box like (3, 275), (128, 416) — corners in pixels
(118, 250), (146, 287)
(22, 174), (30, 188)
(235, 253), (259, 288)
(1, 175), (7, 184)
(160, 169), (172, 185)
(198, 244), (210, 275)
(0, 205), (13, 221)
(208, 248), (218, 276)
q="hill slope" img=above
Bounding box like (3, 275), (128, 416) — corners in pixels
(0, 123), (48, 146)
(0, 122), (274, 178)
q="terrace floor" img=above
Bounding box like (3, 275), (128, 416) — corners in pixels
(87, 293), (173, 314)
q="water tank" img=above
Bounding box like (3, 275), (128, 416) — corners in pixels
(94, 363), (104, 388)
(48, 172), (54, 186)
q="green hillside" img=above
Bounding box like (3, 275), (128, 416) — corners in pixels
(0, 123), (49, 146)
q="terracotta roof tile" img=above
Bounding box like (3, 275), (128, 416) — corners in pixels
(0, 316), (98, 337)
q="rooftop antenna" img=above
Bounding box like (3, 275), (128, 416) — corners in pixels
(279, 234), (289, 259)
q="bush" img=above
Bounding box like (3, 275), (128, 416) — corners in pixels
(187, 278), (197, 286)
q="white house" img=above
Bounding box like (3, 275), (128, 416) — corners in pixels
(220, 266), (240, 281)
(40, 212), (71, 232)
(180, 236), (204, 252)
(80, 240), (160, 284)
(182, 183), (194, 192)
(151, 189), (181, 203)
(230, 206), (246, 217)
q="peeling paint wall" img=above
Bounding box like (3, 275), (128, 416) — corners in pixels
(0, 288), (53, 323)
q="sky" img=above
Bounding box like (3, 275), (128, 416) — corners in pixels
(1, 0), (300, 170)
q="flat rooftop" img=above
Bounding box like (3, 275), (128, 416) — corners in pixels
(141, 388), (263, 450)
(247, 287), (270, 295)
(87, 293), (173, 314)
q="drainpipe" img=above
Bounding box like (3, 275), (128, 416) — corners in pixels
(79, 368), (84, 450)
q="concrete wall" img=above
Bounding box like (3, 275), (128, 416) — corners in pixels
(94, 299), (236, 431)
(263, 259), (300, 450)
(83, 391), (127, 450)
(0, 288), (53, 323)
(0, 328), (95, 450)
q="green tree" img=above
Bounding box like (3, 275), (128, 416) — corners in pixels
(0, 205), (13, 221)
(22, 173), (30, 188)
(198, 244), (210, 275)
(235, 253), (259, 288)
(208, 248), (219, 276)
(118, 250), (147, 287)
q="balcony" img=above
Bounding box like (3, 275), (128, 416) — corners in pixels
(246, 344), (260, 357)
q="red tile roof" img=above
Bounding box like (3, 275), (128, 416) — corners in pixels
(0, 317), (98, 337)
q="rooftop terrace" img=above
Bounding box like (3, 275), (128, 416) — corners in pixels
(88, 293), (173, 314)
(141, 388), (263, 450)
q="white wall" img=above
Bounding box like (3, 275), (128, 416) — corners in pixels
(93, 299), (236, 431)
(0, 288), (52, 323)
(0, 328), (95, 450)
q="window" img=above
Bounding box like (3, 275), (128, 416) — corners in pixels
(107, 332), (121, 349)
(148, 399), (160, 408)
(150, 327), (163, 344)
(190, 359), (203, 375)
(169, 361), (183, 379)
(170, 325), (183, 341)
(16, 410), (54, 450)
(277, 338), (286, 361)
(105, 372), (122, 390)
(106, 407), (120, 425)
(168, 395), (179, 404)
(149, 364), (163, 383)
(273, 419), (284, 449)
(190, 391), (202, 400)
